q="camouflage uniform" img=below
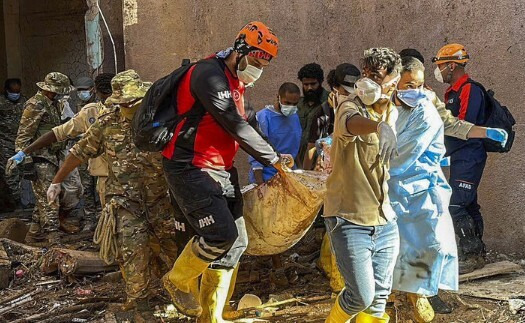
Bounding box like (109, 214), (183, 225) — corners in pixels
(15, 72), (80, 235)
(53, 101), (109, 227)
(70, 70), (178, 301)
(0, 94), (27, 207)
(72, 85), (99, 228)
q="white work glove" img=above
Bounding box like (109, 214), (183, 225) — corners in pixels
(47, 183), (61, 205)
(6, 151), (26, 176)
(377, 121), (398, 163)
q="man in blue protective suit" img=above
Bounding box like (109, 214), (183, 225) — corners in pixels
(432, 44), (508, 274)
(249, 82), (302, 184)
(389, 57), (458, 323)
(248, 82), (301, 288)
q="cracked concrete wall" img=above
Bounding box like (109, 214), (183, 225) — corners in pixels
(124, 0), (525, 256)
(100, 0), (126, 74)
(18, 0), (89, 95)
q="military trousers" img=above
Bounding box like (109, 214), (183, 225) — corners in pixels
(108, 195), (178, 300)
(79, 163), (99, 224)
(31, 162), (83, 233)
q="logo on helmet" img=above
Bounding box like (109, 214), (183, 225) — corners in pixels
(246, 23), (258, 32)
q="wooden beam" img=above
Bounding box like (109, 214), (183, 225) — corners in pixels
(40, 248), (117, 275)
(459, 261), (523, 283)
(0, 244), (11, 289)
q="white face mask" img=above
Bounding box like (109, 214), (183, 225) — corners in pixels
(237, 56), (263, 85)
(355, 78), (382, 105)
(434, 65), (446, 83)
(381, 74), (400, 89)
(279, 97), (298, 117)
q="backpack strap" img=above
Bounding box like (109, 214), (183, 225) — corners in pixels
(457, 78), (492, 122)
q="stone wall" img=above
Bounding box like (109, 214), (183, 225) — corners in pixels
(123, 0), (525, 255)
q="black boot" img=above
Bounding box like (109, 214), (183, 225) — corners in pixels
(453, 216), (485, 274)
(428, 295), (453, 314)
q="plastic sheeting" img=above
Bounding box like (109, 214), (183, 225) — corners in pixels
(243, 170), (328, 256)
(85, 0), (103, 71)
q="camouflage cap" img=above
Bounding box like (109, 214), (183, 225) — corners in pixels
(105, 70), (149, 105)
(36, 72), (75, 94)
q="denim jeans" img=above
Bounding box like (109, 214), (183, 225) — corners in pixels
(325, 217), (399, 317)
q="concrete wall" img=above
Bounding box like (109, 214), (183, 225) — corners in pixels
(18, 0), (89, 95)
(100, 0), (126, 73)
(123, 0), (525, 255)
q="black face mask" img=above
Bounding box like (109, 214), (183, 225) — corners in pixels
(303, 86), (324, 103)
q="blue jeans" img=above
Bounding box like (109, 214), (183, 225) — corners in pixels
(325, 217), (399, 317)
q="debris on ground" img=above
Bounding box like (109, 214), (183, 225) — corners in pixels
(459, 260), (523, 282)
(0, 215), (524, 322)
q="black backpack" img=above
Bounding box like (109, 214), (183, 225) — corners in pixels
(132, 59), (196, 152)
(461, 80), (515, 153)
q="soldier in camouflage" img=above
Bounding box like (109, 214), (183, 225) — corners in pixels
(73, 77), (99, 230)
(0, 78), (27, 210)
(7, 72), (81, 245)
(48, 70), (178, 311)
(10, 74), (115, 232)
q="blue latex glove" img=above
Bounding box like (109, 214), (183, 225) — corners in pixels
(440, 157), (451, 167)
(486, 128), (508, 146)
(6, 151), (26, 175)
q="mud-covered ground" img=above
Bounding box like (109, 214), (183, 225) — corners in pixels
(1, 215), (524, 323)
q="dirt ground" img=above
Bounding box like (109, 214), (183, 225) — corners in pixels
(0, 215), (524, 323)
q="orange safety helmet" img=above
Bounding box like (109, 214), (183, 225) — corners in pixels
(432, 43), (470, 64)
(234, 21), (279, 60)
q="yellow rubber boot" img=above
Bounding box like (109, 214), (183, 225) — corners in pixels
(318, 233), (333, 279)
(407, 293), (435, 323)
(325, 296), (355, 323)
(162, 239), (210, 318)
(329, 252), (345, 293)
(197, 268), (234, 323)
(355, 312), (390, 322)
(222, 264), (239, 317)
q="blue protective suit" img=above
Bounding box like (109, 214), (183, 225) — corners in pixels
(389, 93), (458, 296)
(249, 105), (302, 183)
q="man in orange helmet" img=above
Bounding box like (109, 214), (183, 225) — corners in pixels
(433, 44), (506, 274)
(161, 22), (291, 320)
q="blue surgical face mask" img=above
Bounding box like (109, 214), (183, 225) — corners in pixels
(6, 91), (21, 102)
(279, 97), (298, 117)
(77, 90), (92, 102)
(396, 87), (426, 107)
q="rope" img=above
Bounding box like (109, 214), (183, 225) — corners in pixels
(93, 199), (118, 264)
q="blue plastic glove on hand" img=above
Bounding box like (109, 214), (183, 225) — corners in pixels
(486, 128), (508, 146)
(5, 151), (26, 175)
(440, 157), (451, 167)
